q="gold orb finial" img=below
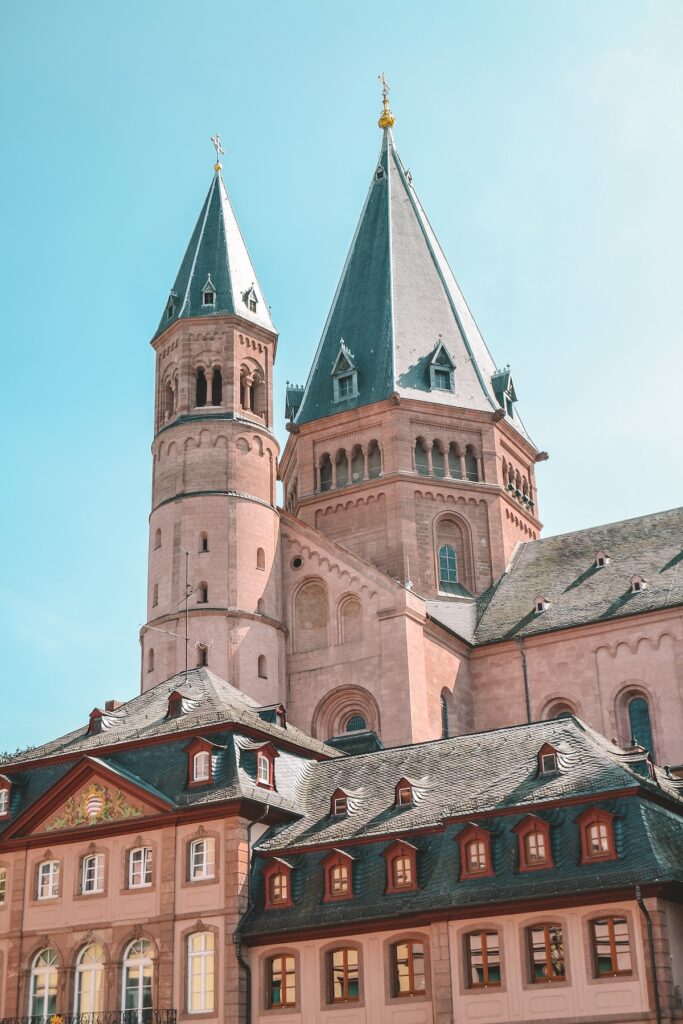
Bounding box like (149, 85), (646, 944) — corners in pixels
(210, 133), (225, 172)
(378, 73), (395, 129)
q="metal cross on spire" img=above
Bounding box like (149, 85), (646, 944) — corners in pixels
(377, 73), (396, 130)
(210, 133), (225, 171)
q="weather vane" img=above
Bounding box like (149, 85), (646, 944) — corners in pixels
(210, 133), (225, 171)
(377, 73), (396, 130)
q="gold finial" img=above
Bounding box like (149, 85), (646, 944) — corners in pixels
(210, 133), (225, 172)
(377, 73), (395, 129)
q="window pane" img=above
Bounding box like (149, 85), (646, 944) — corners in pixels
(411, 943), (426, 992)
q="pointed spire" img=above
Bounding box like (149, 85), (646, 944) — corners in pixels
(378, 73), (396, 130)
(154, 144), (274, 339)
(295, 115), (533, 445)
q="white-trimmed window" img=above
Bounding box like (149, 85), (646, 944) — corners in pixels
(82, 853), (104, 894)
(257, 751), (271, 786)
(129, 847), (153, 888)
(75, 942), (105, 1015)
(187, 931), (216, 1013)
(30, 948), (59, 1018)
(190, 838), (215, 881)
(0, 788), (9, 817)
(193, 751), (210, 782)
(0, 867), (7, 905)
(123, 938), (153, 1016)
(37, 860), (60, 900)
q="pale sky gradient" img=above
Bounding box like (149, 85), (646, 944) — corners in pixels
(1, 0), (681, 751)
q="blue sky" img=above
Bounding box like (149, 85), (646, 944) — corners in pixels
(1, 0), (681, 751)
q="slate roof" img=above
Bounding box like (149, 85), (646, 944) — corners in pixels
(473, 506), (683, 644)
(294, 127), (533, 446)
(242, 718), (683, 937)
(153, 170), (275, 340)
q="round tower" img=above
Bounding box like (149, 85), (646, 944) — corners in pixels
(140, 154), (284, 703)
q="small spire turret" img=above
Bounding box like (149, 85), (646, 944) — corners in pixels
(378, 73), (395, 129)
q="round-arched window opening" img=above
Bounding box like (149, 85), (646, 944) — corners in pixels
(345, 714), (367, 732)
(291, 556), (304, 570)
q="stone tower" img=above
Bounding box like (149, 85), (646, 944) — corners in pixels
(280, 91), (545, 599)
(140, 152), (283, 701)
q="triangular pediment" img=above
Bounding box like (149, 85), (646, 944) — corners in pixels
(331, 340), (356, 376)
(3, 757), (175, 840)
(430, 340), (455, 369)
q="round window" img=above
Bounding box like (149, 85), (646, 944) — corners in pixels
(291, 556), (304, 569)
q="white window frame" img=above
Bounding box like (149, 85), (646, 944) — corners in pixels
(37, 860), (60, 900)
(187, 931), (216, 1013)
(541, 752), (558, 773)
(193, 750), (210, 783)
(257, 751), (271, 786)
(81, 853), (104, 894)
(0, 867), (7, 904)
(74, 942), (105, 1015)
(0, 788), (9, 817)
(129, 847), (153, 889)
(190, 838), (215, 881)
(122, 939), (153, 1018)
(30, 948), (59, 1018)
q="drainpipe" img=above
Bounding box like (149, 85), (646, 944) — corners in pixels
(636, 885), (663, 1024)
(515, 636), (532, 724)
(234, 805), (270, 1024)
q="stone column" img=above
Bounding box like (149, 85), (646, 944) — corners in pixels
(362, 446), (369, 480)
(205, 368), (214, 406)
(426, 446), (433, 476)
(477, 455), (484, 482)
(459, 453), (466, 479)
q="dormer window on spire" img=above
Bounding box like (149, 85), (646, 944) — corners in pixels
(491, 367), (517, 417)
(201, 275), (216, 307)
(243, 285), (258, 313)
(331, 342), (358, 403)
(429, 339), (455, 393)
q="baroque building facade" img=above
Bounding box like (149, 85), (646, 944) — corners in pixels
(1, 93), (682, 1024)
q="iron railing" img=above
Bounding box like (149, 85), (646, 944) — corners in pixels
(1, 1012), (177, 1024)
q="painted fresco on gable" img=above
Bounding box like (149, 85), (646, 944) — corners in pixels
(45, 782), (145, 831)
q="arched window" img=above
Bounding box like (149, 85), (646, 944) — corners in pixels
(339, 596), (362, 644)
(319, 454), (333, 492)
(147, 648), (154, 673)
(268, 955), (296, 1009)
(628, 696), (655, 756)
(367, 440), (381, 479)
(195, 368), (208, 408)
(440, 694), (449, 739)
(438, 544), (458, 592)
(294, 579), (329, 653)
(122, 938), (154, 1016)
(30, 948), (59, 1019)
(197, 645), (208, 667)
(0, 788), (8, 817)
(256, 547), (266, 570)
(211, 368), (222, 406)
(465, 445), (478, 481)
(258, 655), (268, 679)
(197, 583), (208, 604)
(414, 439), (428, 476)
(431, 441), (445, 478)
(327, 947), (360, 1003)
(267, 869), (290, 907)
(199, 532), (209, 552)
(465, 931), (501, 988)
(351, 445), (364, 483)
(527, 924), (565, 982)
(257, 598), (265, 615)
(385, 842), (418, 893)
(252, 373), (265, 416)
(187, 932), (215, 1014)
(345, 714), (366, 732)
(163, 382), (174, 421)
(391, 940), (426, 996)
(193, 751), (210, 783)
(75, 943), (105, 1015)
(154, 528), (161, 549)
(335, 449), (348, 488)
(448, 443), (462, 479)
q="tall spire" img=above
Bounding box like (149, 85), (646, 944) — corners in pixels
(294, 111), (533, 445)
(378, 73), (395, 129)
(154, 141), (274, 339)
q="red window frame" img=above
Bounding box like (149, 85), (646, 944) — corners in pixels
(391, 940), (427, 997)
(256, 747), (276, 790)
(576, 807), (617, 864)
(457, 825), (494, 880)
(330, 788), (349, 816)
(513, 816), (554, 871)
(186, 739), (214, 787)
(395, 778), (414, 807)
(527, 923), (566, 983)
(268, 954), (297, 1008)
(537, 742), (559, 775)
(465, 930), (502, 988)
(263, 860), (293, 909)
(591, 916), (633, 977)
(322, 851), (353, 902)
(384, 841), (418, 894)
(326, 947), (360, 1003)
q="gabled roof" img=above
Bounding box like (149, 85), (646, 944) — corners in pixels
(294, 127), (533, 444)
(474, 506), (683, 644)
(154, 169), (275, 339)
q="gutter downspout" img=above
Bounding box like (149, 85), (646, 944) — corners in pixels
(234, 804), (270, 1024)
(636, 885), (663, 1024)
(515, 636), (532, 724)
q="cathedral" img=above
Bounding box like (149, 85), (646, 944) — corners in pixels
(1, 90), (682, 1024)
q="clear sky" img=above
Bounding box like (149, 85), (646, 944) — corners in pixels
(1, 0), (681, 752)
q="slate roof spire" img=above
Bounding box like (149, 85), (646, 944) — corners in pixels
(294, 104), (532, 444)
(154, 142), (274, 339)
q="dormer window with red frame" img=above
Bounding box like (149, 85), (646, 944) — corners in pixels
(254, 744), (277, 790)
(537, 743), (560, 775)
(384, 840), (419, 894)
(186, 738), (214, 787)
(88, 708), (104, 735)
(167, 690), (184, 719)
(263, 859), (293, 909)
(395, 778), (414, 808)
(513, 815), (554, 871)
(630, 575), (647, 594)
(457, 825), (494, 880)
(576, 807), (617, 864)
(0, 778), (10, 818)
(322, 849), (354, 902)
(330, 789), (349, 816)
